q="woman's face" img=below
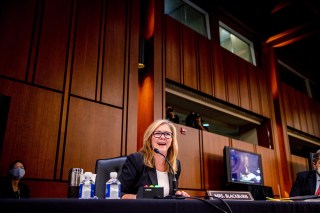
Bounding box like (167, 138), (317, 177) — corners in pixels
(151, 123), (173, 155)
(13, 162), (24, 169)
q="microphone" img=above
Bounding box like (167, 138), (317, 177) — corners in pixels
(153, 148), (178, 195)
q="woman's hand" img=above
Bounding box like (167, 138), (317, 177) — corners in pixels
(175, 190), (190, 197)
(121, 194), (137, 199)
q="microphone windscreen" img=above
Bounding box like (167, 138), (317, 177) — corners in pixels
(154, 148), (160, 153)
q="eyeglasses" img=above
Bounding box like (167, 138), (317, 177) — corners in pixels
(153, 131), (173, 139)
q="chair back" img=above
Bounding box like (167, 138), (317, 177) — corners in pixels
(94, 156), (127, 198)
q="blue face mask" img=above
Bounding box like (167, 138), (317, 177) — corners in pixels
(10, 168), (25, 179)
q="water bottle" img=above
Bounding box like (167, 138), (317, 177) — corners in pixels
(105, 172), (121, 199)
(79, 172), (95, 199)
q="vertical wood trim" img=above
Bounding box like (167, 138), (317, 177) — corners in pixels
(55, 0), (78, 180)
(198, 35), (213, 96)
(212, 44), (227, 101)
(281, 83), (294, 128)
(181, 25), (197, 90)
(164, 17), (181, 83)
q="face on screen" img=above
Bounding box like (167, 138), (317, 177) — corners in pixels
(230, 149), (262, 184)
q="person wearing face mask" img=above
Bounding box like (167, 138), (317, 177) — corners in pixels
(289, 152), (320, 197)
(118, 119), (190, 199)
(0, 160), (30, 198)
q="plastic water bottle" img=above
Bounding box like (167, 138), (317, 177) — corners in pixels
(105, 172), (121, 199)
(79, 172), (95, 199)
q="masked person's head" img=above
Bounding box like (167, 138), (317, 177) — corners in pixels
(312, 153), (320, 174)
(8, 160), (26, 180)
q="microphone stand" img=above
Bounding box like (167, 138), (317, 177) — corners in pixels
(154, 148), (178, 195)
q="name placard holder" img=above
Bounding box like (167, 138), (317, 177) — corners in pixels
(207, 190), (254, 201)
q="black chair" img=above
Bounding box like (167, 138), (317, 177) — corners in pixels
(94, 156), (127, 199)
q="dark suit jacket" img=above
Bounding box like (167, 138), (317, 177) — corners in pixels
(0, 178), (30, 198)
(289, 170), (317, 197)
(118, 152), (181, 197)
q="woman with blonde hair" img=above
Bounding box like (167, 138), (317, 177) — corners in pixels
(119, 119), (189, 199)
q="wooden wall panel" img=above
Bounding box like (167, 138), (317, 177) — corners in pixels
(174, 123), (201, 189)
(223, 50), (239, 106)
(182, 25), (197, 90)
(71, 0), (101, 100)
(248, 63), (260, 115)
(101, 0), (128, 107)
(256, 146), (279, 197)
(237, 58), (250, 111)
(0, 79), (61, 179)
(290, 155), (308, 178)
(213, 44), (227, 101)
(202, 131), (230, 190)
(296, 90), (308, 133)
(303, 94), (314, 135)
(0, 0), (36, 80)
(281, 83), (294, 127)
(63, 97), (122, 180)
(34, 0), (72, 90)
(26, 181), (68, 198)
(257, 68), (271, 118)
(291, 88), (301, 130)
(231, 139), (254, 152)
(311, 99), (320, 137)
(165, 17), (181, 83)
(198, 35), (213, 96)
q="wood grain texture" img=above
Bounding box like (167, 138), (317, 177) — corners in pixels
(62, 97), (122, 180)
(174, 123), (201, 189)
(202, 131), (230, 190)
(0, 79), (61, 179)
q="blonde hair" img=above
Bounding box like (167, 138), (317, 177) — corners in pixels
(139, 119), (178, 173)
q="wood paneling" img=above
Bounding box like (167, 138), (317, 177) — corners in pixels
(0, 0), (36, 80)
(257, 68), (271, 118)
(291, 155), (308, 178)
(282, 82), (320, 137)
(202, 131), (229, 190)
(63, 97), (122, 180)
(237, 58), (250, 111)
(223, 50), (239, 106)
(182, 25), (197, 90)
(256, 146), (279, 197)
(213, 44), (227, 101)
(291, 88), (301, 130)
(101, 0), (127, 107)
(303, 94), (313, 135)
(198, 35), (213, 96)
(281, 83), (294, 127)
(71, 0), (101, 100)
(26, 181), (68, 198)
(175, 124), (201, 189)
(34, 0), (72, 90)
(248, 63), (260, 114)
(0, 79), (61, 179)
(311, 99), (320, 137)
(165, 17), (181, 83)
(296, 90), (308, 133)
(231, 139), (254, 152)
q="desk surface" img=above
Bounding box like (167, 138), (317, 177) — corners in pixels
(1, 198), (320, 213)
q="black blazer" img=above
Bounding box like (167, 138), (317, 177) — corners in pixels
(0, 178), (30, 198)
(118, 152), (181, 197)
(289, 170), (317, 197)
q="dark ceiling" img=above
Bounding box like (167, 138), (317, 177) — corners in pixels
(191, 0), (320, 84)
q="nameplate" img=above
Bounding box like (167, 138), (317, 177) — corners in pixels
(207, 190), (254, 201)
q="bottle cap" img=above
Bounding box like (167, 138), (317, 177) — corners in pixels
(84, 172), (92, 178)
(110, 172), (117, 179)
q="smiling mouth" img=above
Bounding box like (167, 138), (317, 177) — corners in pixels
(157, 142), (166, 146)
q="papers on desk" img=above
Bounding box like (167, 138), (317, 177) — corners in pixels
(266, 195), (320, 202)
